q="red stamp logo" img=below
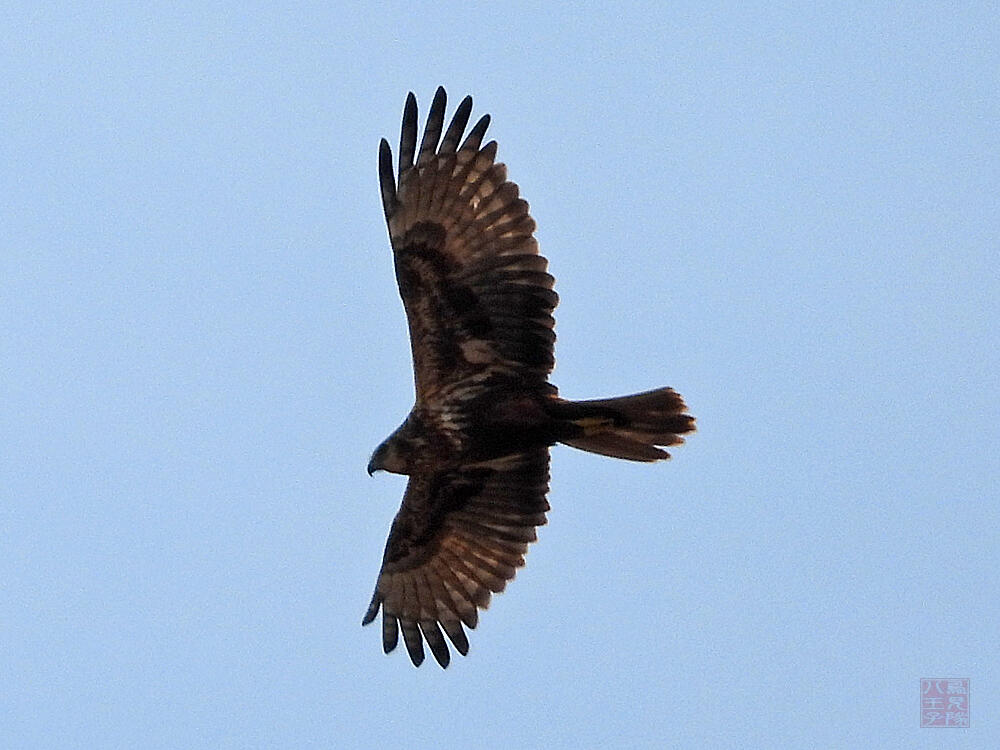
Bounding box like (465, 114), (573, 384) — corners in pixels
(920, 678), (969, 727)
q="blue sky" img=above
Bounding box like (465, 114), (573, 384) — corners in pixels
(3, 2), (998, 748)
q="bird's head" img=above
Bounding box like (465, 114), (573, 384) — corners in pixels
(367, 438), (408, 476)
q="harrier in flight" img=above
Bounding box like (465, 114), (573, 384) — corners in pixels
(363, 88), (694, 667)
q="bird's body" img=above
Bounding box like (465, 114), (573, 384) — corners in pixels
(363, 88), (695, 667)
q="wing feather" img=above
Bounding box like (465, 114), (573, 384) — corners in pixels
(400, 617), (424, 666)
(419, 619), (450, 668)
(459, 113), (491, 153)
(417, 86), (447, 165)
(362, 448), (549, 667)
(399, 92), (418, 173)
(382, 612), (399, 654)
(378, 139), (396, 220)
(378, 89), (557, 401)
(439, 95), (473, 154)
(440, 617), (470, 655)
(428, 558), (480, 628)
(437, 545), (494, 607)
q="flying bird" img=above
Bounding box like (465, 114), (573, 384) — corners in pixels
(363, 87), (695, 667)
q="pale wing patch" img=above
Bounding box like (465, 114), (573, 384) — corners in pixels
(459, 338), (496, 364)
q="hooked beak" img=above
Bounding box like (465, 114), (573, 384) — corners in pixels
(367, 456), (379, 476)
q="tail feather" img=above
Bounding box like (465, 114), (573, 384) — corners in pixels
(552, 387), (695, 462)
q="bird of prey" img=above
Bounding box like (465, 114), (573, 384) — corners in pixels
(363, 87), (695, 667)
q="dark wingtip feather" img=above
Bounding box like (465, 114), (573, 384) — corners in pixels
(400, 619), (425, 667)
(378, 138), (396, 220)
(361, 590), (381, 626)
(459, 607), (478, 629)
(460, 113), (491, 152)
(382, 614), (399, 654)
(441, 620), (470, 656)
(399, 92), (418, 173)
(440, 94), (473, 154)
(420, 620), (451, 668)
(417, 87), (448, 165)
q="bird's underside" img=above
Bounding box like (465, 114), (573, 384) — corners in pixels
(363, 87), (695, 667)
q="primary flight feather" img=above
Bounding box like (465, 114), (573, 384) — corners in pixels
(363, 87), (695, 667)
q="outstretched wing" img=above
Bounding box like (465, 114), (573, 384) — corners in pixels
(362, 449), (550, 668)
(378, 87), (558, 403)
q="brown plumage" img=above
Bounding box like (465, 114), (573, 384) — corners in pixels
(363, 87), (695, 667)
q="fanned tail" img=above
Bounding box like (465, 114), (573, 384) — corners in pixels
(551, 387), (695, 461)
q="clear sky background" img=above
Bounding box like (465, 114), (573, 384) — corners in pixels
(3, 2), (998, 748)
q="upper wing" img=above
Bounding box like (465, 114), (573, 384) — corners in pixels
(378, 87), (558, 403)
(362, 448), (550, 667)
